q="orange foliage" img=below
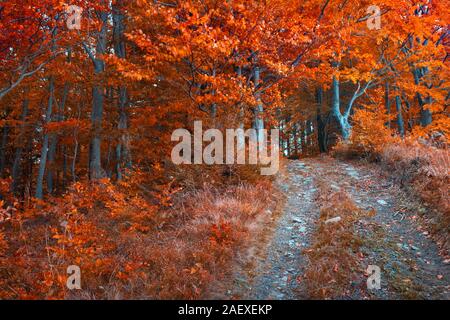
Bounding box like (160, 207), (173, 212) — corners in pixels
(0, 0), (449, 300)
(349, 106), (395, 154)
(0, 175), (276, 299)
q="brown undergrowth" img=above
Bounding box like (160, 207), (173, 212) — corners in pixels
(0, 164), (279, 299)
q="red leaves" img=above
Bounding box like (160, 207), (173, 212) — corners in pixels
(209, 220), (233, 246)
(45, 119), (90, 134)
(0, 232), (8, 256)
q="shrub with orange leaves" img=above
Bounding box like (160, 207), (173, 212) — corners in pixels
(0, 170), (276, 299)
(333, 106), (394, 160)
(350, 107), (395, 153)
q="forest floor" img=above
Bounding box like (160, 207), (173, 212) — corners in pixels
(216, 156), (450, 300)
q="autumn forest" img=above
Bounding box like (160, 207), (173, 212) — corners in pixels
(0, 0), (449, 300)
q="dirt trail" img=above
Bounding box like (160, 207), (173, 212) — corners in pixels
(230, 157), (449, 300)
(244, 161), (320, 299)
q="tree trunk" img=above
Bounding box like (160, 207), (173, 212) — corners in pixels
(395, 95), (405, 138)
(113, 4), (131, 180)
(236, 66), (245, 151)
(419, 99), (432, 127)
(293, 123), (299, 157)
(385, 81), (391, 128)
(35, 76), (55, 199)
(47, 80), (69, 194)
(402, 94), (414, 130)
(252, 66), (264, 144)
(115, 86), (130, 180)
(46, 134), (57, 194)
(413, 68), (432, 127)
(306, 119), (313, 153)
(286, 128), (291, 158)
(89, 12), (108, 180)
(0, 125), (9, 176)
(331, 76), (351, 141)
(11, 99), (29, 193)
(300, 121), (306, 154)
(316, 87), (327, 153)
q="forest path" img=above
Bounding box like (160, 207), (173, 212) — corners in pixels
(242, 160), (320, 299)
(227, 157), (449, 299)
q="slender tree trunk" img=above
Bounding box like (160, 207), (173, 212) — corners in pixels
(115, 86), (130, 180)
(331, 76), (351, 140)
(385, 81), (391, 128)
(279, 120), (286, 155)
(62, 145), (67, 188)
(419, 99), (432, 126)
(306, 119), (313, 153)
(210, 67), (217, 120)
(106, 139), (113, 178)
(286, 130), (291, 158)
(395, 95), (405, 138)
(113, 4), (131, 180)
(236, 66), (245, 151)
(35, 76), (55, 199)
(316, 87), (327, 153)
(12, 99), (29, 193)
(25, 136), (33, 202)
(252, 66), (264, 144)
(72, 97), (82, 182)
(72, 141), (78, 182)
(91, 89), (104, 179)
(402, 94), (414, 130)
(89, 12), (108, 180)
(293, 123), (299, 157)
(47, 81), (69, 194)
(413, 68), (432, 127)
(46, 134), (57, 194)
(300, 121), (305, 154)
(0, 125), (9, 176)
